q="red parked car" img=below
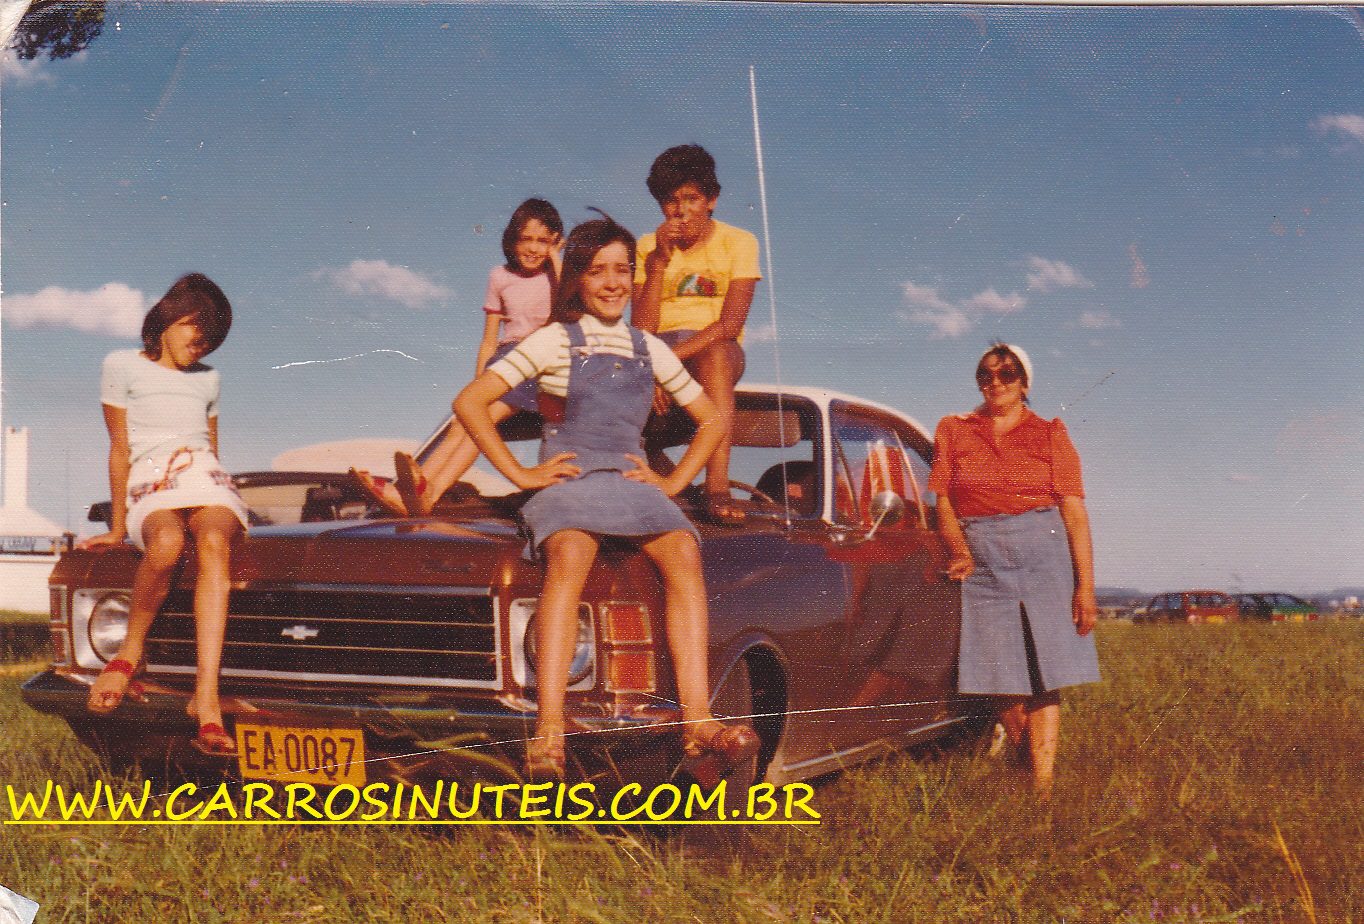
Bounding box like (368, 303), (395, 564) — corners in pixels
(1138, 590), (1239, 624)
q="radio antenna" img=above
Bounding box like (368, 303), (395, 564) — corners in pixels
(748, 65), (792, 526)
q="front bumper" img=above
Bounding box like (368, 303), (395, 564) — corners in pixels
(21, 669), (684, 782)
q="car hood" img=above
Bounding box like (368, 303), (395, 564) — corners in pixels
(250, 516), (520, 544)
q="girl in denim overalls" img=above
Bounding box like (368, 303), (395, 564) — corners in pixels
(456, 215), (759, 779)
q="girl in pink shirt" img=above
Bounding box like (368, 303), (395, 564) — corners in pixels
(352, 198), (562, 516)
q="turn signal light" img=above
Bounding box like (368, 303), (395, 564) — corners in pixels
(49, 627), (70, 666)
(600, 601), (652, 645)
(606, 650), (656, 694)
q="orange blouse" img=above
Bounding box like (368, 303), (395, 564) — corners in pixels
(927, 409), (1084, 518)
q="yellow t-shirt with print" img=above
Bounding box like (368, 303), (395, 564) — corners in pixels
(635, 220), (762, 337)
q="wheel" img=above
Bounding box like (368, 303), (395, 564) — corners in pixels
(727, 480), (777, 506)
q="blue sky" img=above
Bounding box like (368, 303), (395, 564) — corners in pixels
(3, 3), (1361, 592)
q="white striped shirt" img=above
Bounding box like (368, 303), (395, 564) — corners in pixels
(489, 315), (704, 404)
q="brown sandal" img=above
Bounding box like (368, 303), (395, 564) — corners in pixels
(524, 728), (566, 781)
(348, 468), (407, 517)
(393, 452), (429, 518)
(704, 493), (745, 526)
(682, 721), (760, 788)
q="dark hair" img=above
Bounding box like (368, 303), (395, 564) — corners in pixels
(141, 273), (232, 359)
(500, 198), (564, 280)
(976, 343), (1028, 388)
(550, 210), (636, 324)
(645, 144), (721, 205)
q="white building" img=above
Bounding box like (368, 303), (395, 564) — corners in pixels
(0, 427), (65, 613)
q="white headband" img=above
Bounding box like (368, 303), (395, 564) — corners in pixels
(981, 343), (1033, 391)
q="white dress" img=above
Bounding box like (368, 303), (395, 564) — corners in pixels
(100, 350), (248, 548)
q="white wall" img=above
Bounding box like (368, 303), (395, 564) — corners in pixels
(0, 555), (56, 613)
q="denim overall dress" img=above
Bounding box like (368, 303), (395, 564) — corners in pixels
(518, 321), (697, 555)
(957, 505), (1101, 695)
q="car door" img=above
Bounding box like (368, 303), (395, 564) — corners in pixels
(819, 402), (960, 752)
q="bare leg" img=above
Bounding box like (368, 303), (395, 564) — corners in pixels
(533, 530), (600, 751)
(684, 341), (744, 506)
(88, 510), (185, 712)
(183, 506), (241, 733)
(1025, 691), (1061, 800)
(640, 530), (714, 728)
(416, 403), (514, 510)
(997, 696), (1029, 752)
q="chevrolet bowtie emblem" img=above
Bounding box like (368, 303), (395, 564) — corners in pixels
(281, 624), (320, 641)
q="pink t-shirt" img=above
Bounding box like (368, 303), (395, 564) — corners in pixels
(483, 265), (552, 344)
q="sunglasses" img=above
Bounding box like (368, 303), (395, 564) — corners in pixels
(975, 366), (1023, 387)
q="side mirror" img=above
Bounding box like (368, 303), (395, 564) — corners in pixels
(88, 501), (112, 526)
(866, 491), (904, 540)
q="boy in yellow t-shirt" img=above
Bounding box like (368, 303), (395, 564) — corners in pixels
(633, 144), (762, 523)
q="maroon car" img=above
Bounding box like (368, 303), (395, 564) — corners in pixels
(25, 385), (981, 791)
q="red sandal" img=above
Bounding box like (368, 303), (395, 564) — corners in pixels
(87, 658), (146, 715)
(192, 722), (238, 758)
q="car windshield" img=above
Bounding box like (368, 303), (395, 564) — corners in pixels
(410, 395), (823, 513)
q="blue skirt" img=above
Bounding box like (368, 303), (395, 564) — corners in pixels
(958, 505), (1101, 695)
(519, 470), (698, 557)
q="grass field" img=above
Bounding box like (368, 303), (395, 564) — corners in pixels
(1, 622), (1360, 923)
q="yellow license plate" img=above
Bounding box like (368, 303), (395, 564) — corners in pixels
(236, 723), (367, 786)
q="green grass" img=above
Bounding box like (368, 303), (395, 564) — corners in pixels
(0, 609), (48, 625)
(1, 623), (1361, 922)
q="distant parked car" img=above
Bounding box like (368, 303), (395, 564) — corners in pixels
(1234, 593), (1319, 623)
(1139, 590), (1239, 624)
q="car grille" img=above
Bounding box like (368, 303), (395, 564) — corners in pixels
(145, 584), (500, 689)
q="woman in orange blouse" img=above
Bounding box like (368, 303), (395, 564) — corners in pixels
(928, 344), (1100, 800)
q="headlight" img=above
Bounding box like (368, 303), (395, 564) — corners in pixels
(513, 599), (594, 688)
(87, 592), (132, 662)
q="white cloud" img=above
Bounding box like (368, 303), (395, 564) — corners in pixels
(900, 281), (1023, 338)
(1079, 309), (1121, 329)
(1227, 473), (1260, 485)
(314, 259), (451, 309)
(1025, 256), (1093, 292)
(901, 281), (953, 312)
(908, 305), (974, 339)
(1311, 113), (1364, 144)
(3, 282), (146, 337)
(0, 51), (54, 85)
(960, 288), (1025, 314)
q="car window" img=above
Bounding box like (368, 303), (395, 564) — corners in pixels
(236, 482), (367, 525)
(829, 402), (933, 529)
(728, 395), (821, 517)
(652, 393), (822, 518)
